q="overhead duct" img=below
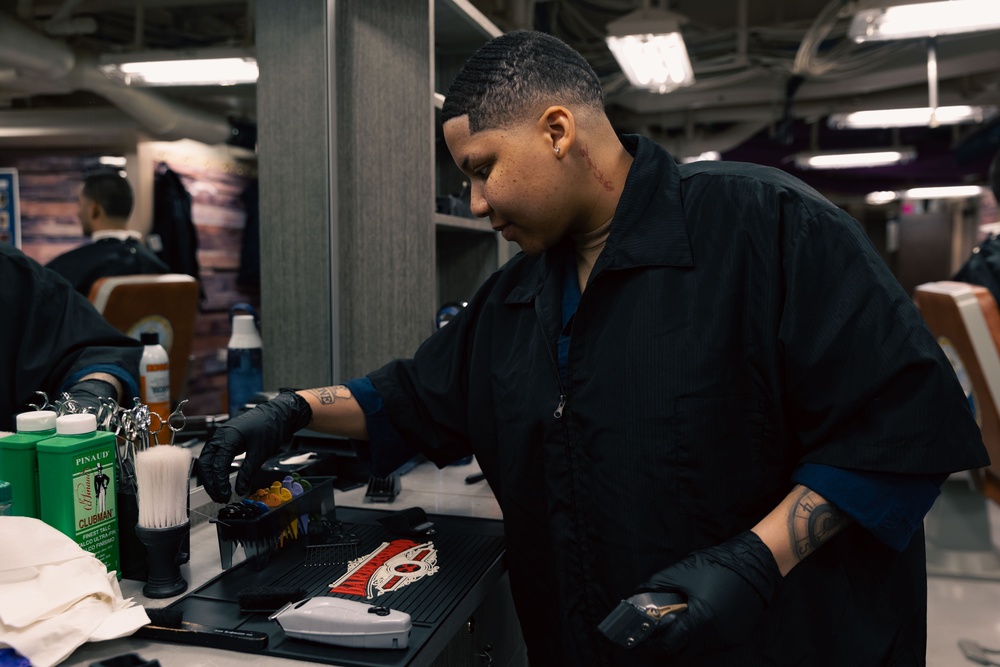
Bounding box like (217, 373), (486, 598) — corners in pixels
(645, 121), (771, 158)
(0, 10), (74, 78)
(0, 11), (233, 145)
(69, 56), (233, 143)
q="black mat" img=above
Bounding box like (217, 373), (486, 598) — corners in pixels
(164, 506), (506, 667)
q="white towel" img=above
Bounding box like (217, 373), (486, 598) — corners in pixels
(0, 517), (150, 667)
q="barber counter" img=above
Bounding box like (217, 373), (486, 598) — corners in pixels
(59, 459), (526, 667)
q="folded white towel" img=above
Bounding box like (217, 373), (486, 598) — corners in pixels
(0, 517), (150, 667)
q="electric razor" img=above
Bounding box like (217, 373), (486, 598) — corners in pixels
(597, 591), (688, 649)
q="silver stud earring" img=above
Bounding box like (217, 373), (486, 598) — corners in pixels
(554, 147), (561, 154)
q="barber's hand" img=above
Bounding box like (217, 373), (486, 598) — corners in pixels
(197, 389), (313, 503)
(66, 378), (118, 414)
(634, 530), (782, 658)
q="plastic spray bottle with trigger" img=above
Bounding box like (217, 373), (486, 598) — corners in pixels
(227, 304), (263, 419)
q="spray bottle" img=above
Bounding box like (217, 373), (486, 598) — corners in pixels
(227, 305), (263, 418)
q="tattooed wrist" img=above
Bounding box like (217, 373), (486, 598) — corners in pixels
(788, 485), (850, 563)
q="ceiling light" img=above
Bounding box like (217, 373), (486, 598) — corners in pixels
(99, 49), (258, 86)
(606, 7), (695, 93)
(680, 151), (721, 163)
(828, 105), (996, 129)
(903, 185), (985, 199)
(866, 191), (900, 205)
(793, 148), (917, 169)
(849, 0), (1000, 43)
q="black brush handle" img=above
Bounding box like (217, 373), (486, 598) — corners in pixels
(135, 623), (268, 651)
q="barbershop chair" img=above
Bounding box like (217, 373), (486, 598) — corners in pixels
(914, 281), (1000, 578)
(88, 273), (199, 405)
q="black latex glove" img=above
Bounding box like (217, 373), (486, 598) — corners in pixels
(197, 389), (312, 503)
(633, 530), (782, 658)
(66, 378), (119, 414)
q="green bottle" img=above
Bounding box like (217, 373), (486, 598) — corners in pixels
(37, 413), (119, 576)
(0, 410), (57, 518)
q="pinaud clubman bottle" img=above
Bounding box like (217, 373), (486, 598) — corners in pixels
(37, 413), (119, 576)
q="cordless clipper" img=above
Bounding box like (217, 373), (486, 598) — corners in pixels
(597, 592), (688, 648)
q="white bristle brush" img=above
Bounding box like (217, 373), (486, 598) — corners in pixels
(135, 445), (193, 529)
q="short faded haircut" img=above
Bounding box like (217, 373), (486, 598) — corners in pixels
(82, 172), (133, 219)
(441, 30), (604, 134)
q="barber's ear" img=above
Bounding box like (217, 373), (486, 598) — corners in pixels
(539, 105), (574, 156)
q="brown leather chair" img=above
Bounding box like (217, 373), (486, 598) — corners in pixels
(914, 281), (1000, 504)
(88, 273), (199, 405)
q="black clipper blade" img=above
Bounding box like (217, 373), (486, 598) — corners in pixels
(597, 592), (687, 649)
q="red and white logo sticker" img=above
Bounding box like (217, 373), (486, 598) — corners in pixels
(329, 539), (439, 599)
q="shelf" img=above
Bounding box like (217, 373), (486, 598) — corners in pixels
(435, 0), (502, 55)
(433, 0), (505, 309)
(434, 211), (493, 233)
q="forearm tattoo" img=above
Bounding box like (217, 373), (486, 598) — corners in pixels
(305, 386), (352, 405)
(788, 485), (850, 564)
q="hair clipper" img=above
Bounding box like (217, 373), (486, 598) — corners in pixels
(597, 592), (688, 649)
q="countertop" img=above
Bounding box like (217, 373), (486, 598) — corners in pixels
(58, 458), (502, 667)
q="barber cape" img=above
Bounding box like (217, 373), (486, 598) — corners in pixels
(0, 517), (150, 667)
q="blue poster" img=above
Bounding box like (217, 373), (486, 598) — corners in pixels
(0, 168), (20, 248)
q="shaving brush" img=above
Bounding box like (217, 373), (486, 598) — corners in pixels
(134, 445), (192, 598)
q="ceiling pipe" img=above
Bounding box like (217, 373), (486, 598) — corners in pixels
(69, 56), (233, 143)
(0, 11), (233, 145)
(0, 11), (74, 78)
(608, 81), (995, 130)
(646, 120), (771, 157)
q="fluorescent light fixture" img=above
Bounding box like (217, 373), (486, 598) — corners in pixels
(865, 184), (986, 203)
(903, 185), (985, 199)
(606, 7), (695, 93)
(98, 156), (127, 167)
(828, 105), (996, 129)
(849, 0), (1000, 42)
(866, 190), (900, 205)
(794, 148), (917, 169)
(99, 48), (258, 86)
(680, 151), (721, 163)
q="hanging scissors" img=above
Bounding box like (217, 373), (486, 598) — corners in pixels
(166, 399), (188, 447)
(28, 391), (52, 412)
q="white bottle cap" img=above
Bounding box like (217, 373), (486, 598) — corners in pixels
(230, 314), (263, 348)
(56, 413), (98, 435)
(16, 410), (58, 433)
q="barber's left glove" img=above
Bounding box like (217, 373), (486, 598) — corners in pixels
(66, 378), (119, 414)
(632, 530), (782, 658)
(197, 390), (313, 504)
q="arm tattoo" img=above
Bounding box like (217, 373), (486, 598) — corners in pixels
(305, 386), (352, 405)
(787, 485), (850, 564)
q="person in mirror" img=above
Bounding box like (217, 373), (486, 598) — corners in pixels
(46, 171), (169, 297)
(198, 30), (988, 665)
(952, 149), (1000, 303)
(1, 243), (142, 431)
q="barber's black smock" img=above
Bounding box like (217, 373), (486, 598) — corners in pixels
(46, 237), (170, 296)
(1, 244), (142, 431)
(366, 135), (988, 665)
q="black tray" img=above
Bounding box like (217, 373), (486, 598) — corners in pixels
(166, 506), (506, 667)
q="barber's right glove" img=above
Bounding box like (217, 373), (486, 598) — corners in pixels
(197, 389), (312, 503)
(621, 530), (782, 659)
